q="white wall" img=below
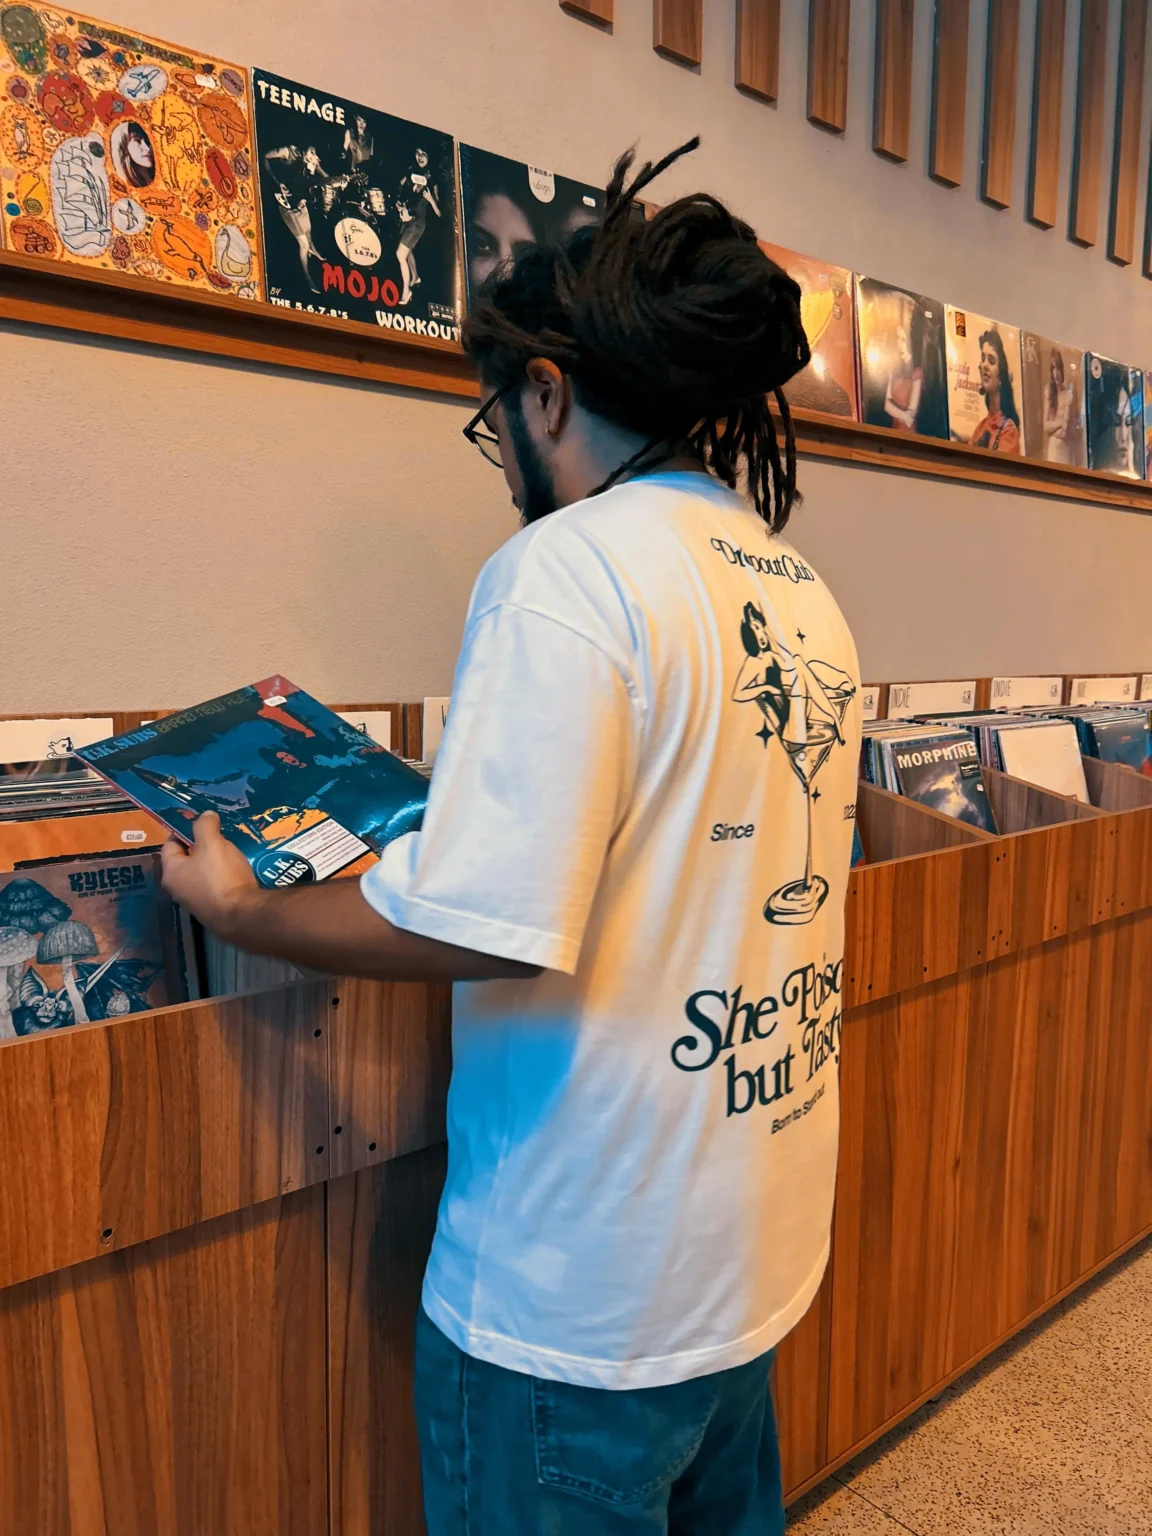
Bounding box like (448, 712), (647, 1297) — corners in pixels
(4, 0), (1152, 709)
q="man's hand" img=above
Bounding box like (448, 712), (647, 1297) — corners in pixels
(160, 812), (261, 938)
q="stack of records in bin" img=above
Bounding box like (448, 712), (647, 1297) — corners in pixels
(860, 721), (998, 832)
(1043, 706), (1152, 775)
(920, 711), (1089, 803)
(0, 758), (135, 822)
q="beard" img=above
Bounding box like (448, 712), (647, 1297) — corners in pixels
(504, 398), (559, 524)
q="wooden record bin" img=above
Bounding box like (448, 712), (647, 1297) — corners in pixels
(1, 703), (1152, 1531)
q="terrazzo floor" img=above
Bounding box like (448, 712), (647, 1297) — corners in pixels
(787, 1234), (1152, 1535)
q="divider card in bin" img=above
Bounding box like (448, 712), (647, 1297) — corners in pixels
(75, 676), (428, 887)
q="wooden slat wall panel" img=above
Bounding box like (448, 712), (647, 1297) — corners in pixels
(0, 1189), (328, 1536)
(1027, 0), (1067, 226)
(873, 0), (915, 159)
(653, 0), (702, 64)
(1070, 0), (1109, 245)
(327, 1147), (448, 1536)
(560, 0), (613, 22)
(735, 0), (781, 100)
(929, 0), (970, 185)
(981, 0), (1021, 207)
(0, 985), (330, 1291)
(1109, 0), (1149, 265)
(327, 978), (452, 1178)
(808, 0), (852, 131)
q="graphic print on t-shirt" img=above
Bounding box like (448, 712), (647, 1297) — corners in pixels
(730, 601), (856, 925)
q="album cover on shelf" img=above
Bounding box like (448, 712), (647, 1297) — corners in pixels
(1085, 354), (1145, 480)
(1144, 370), (1152, 481)
(759, 243), (858, 419)
(1020, 334), (1086, 467)
(854, 276), (948, 439)
(0, 6), (262, 298)
(76, 676), (428, 888)
(944, 308), (1024, 454)
(252, 69), (460, 335)
(458, 143), (603, 310)
(0, 851), (178, 1035)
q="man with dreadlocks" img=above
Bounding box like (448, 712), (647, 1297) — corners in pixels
(162, 139), (862, 1534)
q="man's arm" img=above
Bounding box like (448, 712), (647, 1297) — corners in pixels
(161, 813), (539, 983)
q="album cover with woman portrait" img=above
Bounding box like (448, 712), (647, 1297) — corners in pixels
(944, 308), (1024, 454)
(853, 276), (948, 439)
(1020, 334), (1086, 467)
(759, 242), (859, 419)
(1085, 354), (1146, 480)
(0, 5), (262, 297)
(458, 143), (603, 311)
(1145, 370), (1152, 480)
(252, 69), (459, 335)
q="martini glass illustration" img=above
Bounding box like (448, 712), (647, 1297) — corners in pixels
(765, 681), (854, 925)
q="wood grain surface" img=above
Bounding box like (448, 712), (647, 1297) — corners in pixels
(1027, 0), (1067, 226)
(1108, 0), (1148, 264)
(0, 1188), (328, 1536)
(0, 984), (329, 1290)
(984, 766), (1105, 834)
(653, 0), (702, 64)
(808, 0), (852, 131)
(1082, 755), (1152, 812)
(327, 979), (452, 1177)
(981, 0), (1021, 207)
(561, 0), (613, 22)
(929, 0), (970, 185)
(327, 1148), (447, 1536)
(857, 780), (996, 865)
(735, 0), (781, 100)
(1070, 0), (1109, 245)
(873, 0), (914, 160)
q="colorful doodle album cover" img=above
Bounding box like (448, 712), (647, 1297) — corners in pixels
(458, 143), (603, 311)
(1020, 333), (1087, 468)
(854, 276), (948, 440)
(251, 69), (460, 335)
(1085, 354), (1146, 481)
(760, 241), (858, 419)
(0, 4), (261, 295)
(76, 676), (429, 889)
(944, 307), (1024, 455)
(0, 851), (175, 1036)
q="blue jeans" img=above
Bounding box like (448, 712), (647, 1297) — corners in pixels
(415, 1308), (786, 1535)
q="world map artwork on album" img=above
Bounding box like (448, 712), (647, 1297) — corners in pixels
(0, 4), (262, 295)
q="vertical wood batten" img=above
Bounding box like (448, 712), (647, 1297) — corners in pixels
(929, 0), (970, 186)
(1027, 0), (1067, 227)
(736, 0), (781, 101)
(1108, 0), (1148, 265)
(874, 0), (915, 161)
(981, 0), (1021, 208)
(808, 0), (852, 132)
(1070, 0), (1108, 246)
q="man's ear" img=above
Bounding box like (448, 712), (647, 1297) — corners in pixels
(523, 358), (570, 438)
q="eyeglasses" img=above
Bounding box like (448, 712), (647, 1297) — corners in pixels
(462, 385), (511, 468)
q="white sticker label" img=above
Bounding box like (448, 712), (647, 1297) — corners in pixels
(422, 696), (451, 763)
(990, 676), (1063, 708)
(1071, 676), (1136, 703)
(337, 711), (393, 750)
(1139, 674), (1152, 702)
(886, 681), (976, 719)
(275, 818), (369, 882)
(527, 166), (557, 204)
(264, 694), (287, 708)
(860, 687), (880, 721)
(120, 830), (148, 844)
(0, 717), (114, 764)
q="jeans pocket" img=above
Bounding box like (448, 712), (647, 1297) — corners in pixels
(531, 1372), (720, 1507)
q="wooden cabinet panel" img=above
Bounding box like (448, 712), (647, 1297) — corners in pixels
(0, 1189), (328, 1536)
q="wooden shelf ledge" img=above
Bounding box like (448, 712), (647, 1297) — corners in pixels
(5, 247), (1152, 510)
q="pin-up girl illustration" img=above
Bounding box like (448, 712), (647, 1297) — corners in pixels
(732, 602), (855, 925)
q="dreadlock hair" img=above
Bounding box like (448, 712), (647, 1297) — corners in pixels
(462, 138), (811, 532)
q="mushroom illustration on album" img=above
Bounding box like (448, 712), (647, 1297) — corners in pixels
(0, 927), (38, 1038)
(37, 920), (98, 1025)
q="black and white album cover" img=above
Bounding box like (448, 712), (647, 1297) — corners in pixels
(459, 144), (604, 311)
(252, 70), (460, 338)
(1085, 353), (1145, 480)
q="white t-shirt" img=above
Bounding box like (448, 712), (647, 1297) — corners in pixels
(361, 471), (861, 1389)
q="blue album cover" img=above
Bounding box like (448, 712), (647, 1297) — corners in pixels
(891, 731), (998, 833)
(1083, 718), (1151, 773)
(76, 677), (427, 888)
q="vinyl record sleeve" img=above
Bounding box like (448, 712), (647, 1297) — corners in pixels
(854, 276), (948, 439)
(76, 676), (428, 889)
(890, 730), (997, 832)
(252, 69), (460, 336)
(760, 241), (859, 419)
(944, 307), (1024, 454)
(1085, 354), (1146, 479)
(1020, 334), (1086, 467)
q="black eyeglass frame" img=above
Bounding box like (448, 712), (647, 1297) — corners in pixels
(462, 384), (514, 467)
